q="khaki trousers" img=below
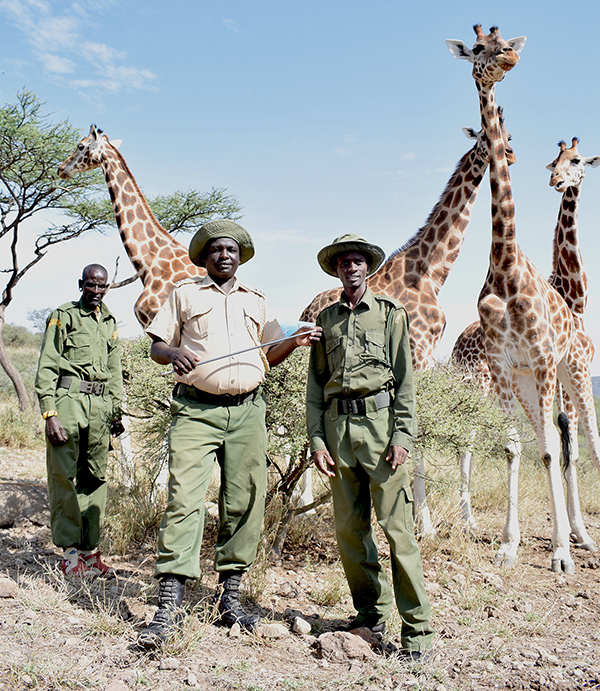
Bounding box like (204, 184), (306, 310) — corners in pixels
(324, 405), (434, 651)
(46, 389), (111, 550)
(155, 393), (267, 580)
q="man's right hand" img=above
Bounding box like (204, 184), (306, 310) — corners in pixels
(168, 347), (199, 376)
(46, 416), (68, 446)
(313, 449), (336, 477)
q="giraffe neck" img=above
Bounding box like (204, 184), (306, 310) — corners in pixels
(100, 147), (188, 280)
(478, 82), (518, 280)
(384, 144), (487, 292)
(549, 185), (586, 314)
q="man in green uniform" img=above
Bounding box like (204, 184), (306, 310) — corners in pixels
(306, 234), (434, 660)
(35, 264), (124, 577)
(138, 219), (321, 648)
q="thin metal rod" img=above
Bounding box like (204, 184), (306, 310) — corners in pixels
(160, 332), (304, 376)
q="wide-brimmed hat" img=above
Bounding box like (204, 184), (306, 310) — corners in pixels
(189, 219), (255, 267)
(317, 233), (386, 277)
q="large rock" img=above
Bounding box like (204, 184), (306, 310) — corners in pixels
(0, 481), (49, 527)
(315, 631), (376, 661)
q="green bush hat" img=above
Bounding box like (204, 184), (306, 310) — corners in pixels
(317, 233), (386, 277)
(189, 219), (255, 267)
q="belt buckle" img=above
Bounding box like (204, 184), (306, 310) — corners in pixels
(80, 381), (93, 394)
(351, 399), (366, 415)
(91, 382), (104, 395)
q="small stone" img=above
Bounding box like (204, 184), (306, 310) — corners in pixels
(490, 636), (503, 649)
(292, 616), (312, 635)
(105, 682), (128, 691)
(229, 622), (241, 637)
(158, 657), (180, 670)
(315, 631), (376, 661)
(186, 671), (198, 686)
(256, 622), (289, 638)
(0, 577), (18, 598)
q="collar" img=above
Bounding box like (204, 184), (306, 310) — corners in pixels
(338, 286), (374, 312)
(77, 299), (111, 320)
(200, 274), (250, 295)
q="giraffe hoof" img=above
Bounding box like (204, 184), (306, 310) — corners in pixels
(572, 538), (598, 553)
(494, 553), (516, 569)
(551, 558), (575, 575)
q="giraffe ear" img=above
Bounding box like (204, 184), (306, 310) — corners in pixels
(446, 39), (473, 62)
(462, 127), (479, 141)
(507, 36), (527, 54)
(583, 155), (600, 168)
(109, 138), (123, 150)
(545, 162), (556, 171)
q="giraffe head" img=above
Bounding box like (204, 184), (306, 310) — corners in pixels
(546, 138), (600, 192)
(58, 124), (122, 179)
(462, 105), (516, 165)
(446, 25), (526, 88)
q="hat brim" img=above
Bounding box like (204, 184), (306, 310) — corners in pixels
(317, 241), (386, 277)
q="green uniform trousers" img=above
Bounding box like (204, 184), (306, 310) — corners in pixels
(46, 388), (112, 550)
(155, 393), (267, 580)
(324, 404), (434, 651)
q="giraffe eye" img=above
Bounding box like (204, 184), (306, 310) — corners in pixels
(571, 158), (580, 165)
(77, 144), (84, 151)
(473, 44), (485, 55)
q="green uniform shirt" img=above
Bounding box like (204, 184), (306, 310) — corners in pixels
(306, 287), (416, 454)
(35, 300), (123, 416)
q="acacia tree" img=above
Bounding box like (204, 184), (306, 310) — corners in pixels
(0, 90), (240, 410)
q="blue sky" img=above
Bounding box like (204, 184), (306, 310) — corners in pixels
(1, 1), (599, 372)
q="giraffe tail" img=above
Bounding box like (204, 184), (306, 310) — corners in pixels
(557, 411), (571, 473)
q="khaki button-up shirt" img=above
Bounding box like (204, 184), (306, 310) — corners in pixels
(34, 300), (123, 415)
(146, 276), (284, 395)
(306, 288), (416, 453)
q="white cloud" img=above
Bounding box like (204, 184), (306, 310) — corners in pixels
(223, 18), (241, 34)
(0, 0), (156, 95)
(398, 152), (418, 161)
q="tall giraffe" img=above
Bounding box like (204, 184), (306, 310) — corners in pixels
(447, 25), (600, 574)
(57, 125), (205, 328)
(452, 138), (600, 550)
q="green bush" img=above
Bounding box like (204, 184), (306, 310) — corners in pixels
(0, 403), (43, 448)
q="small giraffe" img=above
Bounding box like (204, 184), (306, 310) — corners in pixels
(452, 138), (600, 546)
(448, 25), (600, 574)
(57, 125), (205, 328)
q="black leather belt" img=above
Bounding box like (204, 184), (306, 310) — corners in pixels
(57, 375), (105, 396)
(174, 383), (259, 407)
(332, 390), (391, 415)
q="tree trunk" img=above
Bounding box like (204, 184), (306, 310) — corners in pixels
(0, 308), (31, 411)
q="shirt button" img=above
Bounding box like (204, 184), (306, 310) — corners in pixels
(231, 379), (236, 384)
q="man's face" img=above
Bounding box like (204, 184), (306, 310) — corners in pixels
(79, 267), (109, 309)
(335, 251), (369, 292)
(204, 237), (241, 281)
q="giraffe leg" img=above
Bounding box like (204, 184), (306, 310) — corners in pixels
(494, 422), (521, 569)
(458, 429), (478, 530)
(412, 453), (436, 538)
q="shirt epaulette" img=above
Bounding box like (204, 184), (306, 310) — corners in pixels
(172, 276), (206, 289)
(373, 293), (402, 310)
(242, 284), (266, 300)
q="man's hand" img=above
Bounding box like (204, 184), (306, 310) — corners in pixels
(294, 325), (323, 347)
(386, 445), (409, 470)
(313, 449), (336, 477)
(169, 347), (199, 375)
(111, 418), (125, 437)
(46, 416), (68, 446)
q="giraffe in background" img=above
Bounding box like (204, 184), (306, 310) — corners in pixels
(301, 116), (515, 534)
(58, 125), (205, 328)
(448, 25), (600, 574)
(452, 138), (599, 551)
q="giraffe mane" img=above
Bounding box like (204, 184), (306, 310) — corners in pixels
(389, 144), (480, 258)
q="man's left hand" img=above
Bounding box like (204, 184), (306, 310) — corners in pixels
(386, 445), (408, 469)
(111, 418), (125, 437)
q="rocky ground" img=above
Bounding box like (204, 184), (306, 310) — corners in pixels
(1, 446), (599, 691)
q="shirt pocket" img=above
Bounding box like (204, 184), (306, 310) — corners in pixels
(63, 332), (92, 364)
(325, 334), (343, 372)
(360, 331), (388, 367)
(182, 306), (213, 340)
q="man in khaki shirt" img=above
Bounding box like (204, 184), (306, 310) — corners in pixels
(138, 219), (320, 648)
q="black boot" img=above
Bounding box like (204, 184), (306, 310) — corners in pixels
(137, 575), (186, 649)
(218, 571), (261, 631)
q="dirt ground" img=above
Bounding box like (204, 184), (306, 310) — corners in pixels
(1, 447), (599, 691)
